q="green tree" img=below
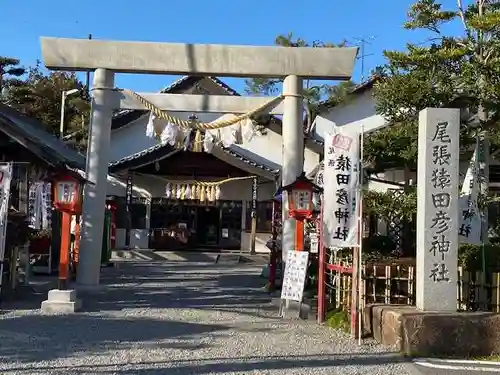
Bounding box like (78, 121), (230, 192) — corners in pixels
(244, 33), (357, 132)
(365, 0), (500, 254)
(7, 61), (90, 151)
(0, 57), (25, 97)
(369, 0), (500, 175)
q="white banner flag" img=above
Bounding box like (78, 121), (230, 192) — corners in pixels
(323, 130), (360, 248)
(459, 141), (481, 245)
(0, 163), (13, 291)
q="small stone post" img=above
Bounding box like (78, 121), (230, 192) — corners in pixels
(416, 108), (460, 312)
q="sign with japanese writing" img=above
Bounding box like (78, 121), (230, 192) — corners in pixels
(293, 189), (311, 211)
(459, 141), (481, 245)
(322, 130), (360, 248)
(28, 182), (43, 229)
(416, 108), (459, 312)
(56, 181), (77, 204)
(251, 177), (258, 218)
(280, 250), (309, 302)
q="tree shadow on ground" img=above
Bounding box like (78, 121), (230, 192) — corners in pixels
(2, 353), (411, 374)
(0, 313), (229, 365)
(79, 262), (277, 319)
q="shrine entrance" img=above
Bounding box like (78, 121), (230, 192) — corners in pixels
(39, 36), (357, 286)
(196, 205), (220, 246)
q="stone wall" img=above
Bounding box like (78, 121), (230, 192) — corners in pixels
(364, 304), (500, 357)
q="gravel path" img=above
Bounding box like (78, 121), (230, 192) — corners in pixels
(0, 259), (415, 375)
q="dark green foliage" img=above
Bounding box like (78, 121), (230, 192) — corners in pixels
(458, 242), (500, 271)
(370, 0), (500, 173)
(2, 60), (90, 151)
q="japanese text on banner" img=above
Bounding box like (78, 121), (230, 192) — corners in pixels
(458, 141), (481, 245)
(322, 130), (360, 248)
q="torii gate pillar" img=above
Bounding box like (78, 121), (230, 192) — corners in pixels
(281, 75), (303, 260)
(77, 69), (115, 286)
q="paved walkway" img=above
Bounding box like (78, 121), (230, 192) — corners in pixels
(0, 257), (414, 375)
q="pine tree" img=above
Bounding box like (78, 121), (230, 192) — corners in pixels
(369, 0), (500, 174)
(366, 0), (500, 253)
(0, 57), (25, 98)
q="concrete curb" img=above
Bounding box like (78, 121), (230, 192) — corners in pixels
(412, 358), (500, 372)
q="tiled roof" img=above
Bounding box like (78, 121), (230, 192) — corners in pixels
(219, 145), (280, 174)
(0, 103), (86, 170)
(108, 143), (175, 169)
(108, 141), (280, 176)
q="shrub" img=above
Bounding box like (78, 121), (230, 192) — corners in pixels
(458, 242), (500, 272)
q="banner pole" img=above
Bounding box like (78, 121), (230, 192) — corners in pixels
(358, 125), (365, 346)
(317, 196), (326, 323)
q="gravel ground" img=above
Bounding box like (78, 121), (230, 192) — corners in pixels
(0, 258), (415, 375)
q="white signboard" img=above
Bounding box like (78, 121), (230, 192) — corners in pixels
(459, 142), (481, 245)
(309, 233), (319, 253)
(280, 250), (309, 302)
(323, 130), (360, 248)
(0, 163), (13, 293)
(416, 108), (459, 312)
(41, 182), (52, 229)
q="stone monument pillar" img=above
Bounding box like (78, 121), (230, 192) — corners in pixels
(416, 108), (460, 312)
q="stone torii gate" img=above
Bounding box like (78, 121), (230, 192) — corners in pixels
(40, 37), (358, 288)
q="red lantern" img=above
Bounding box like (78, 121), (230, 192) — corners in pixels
(53, 175), (82, 214)
(279, 172), (322, 252)
(282, 173), (319, 220)
(51, 173), (84, 289)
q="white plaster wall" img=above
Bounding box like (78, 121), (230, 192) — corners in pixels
(236, 129), (319, 176)
(313, 89), (387, 139)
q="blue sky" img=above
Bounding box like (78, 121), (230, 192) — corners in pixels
(1, 0), (464, 94)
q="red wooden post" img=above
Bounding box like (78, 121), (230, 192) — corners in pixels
(59, 211), (71, 290)
(73, 217), (81, 273)
(295, 219), (304, 251)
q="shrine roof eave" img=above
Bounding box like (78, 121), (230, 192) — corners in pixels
(108, 142), (280, 180)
